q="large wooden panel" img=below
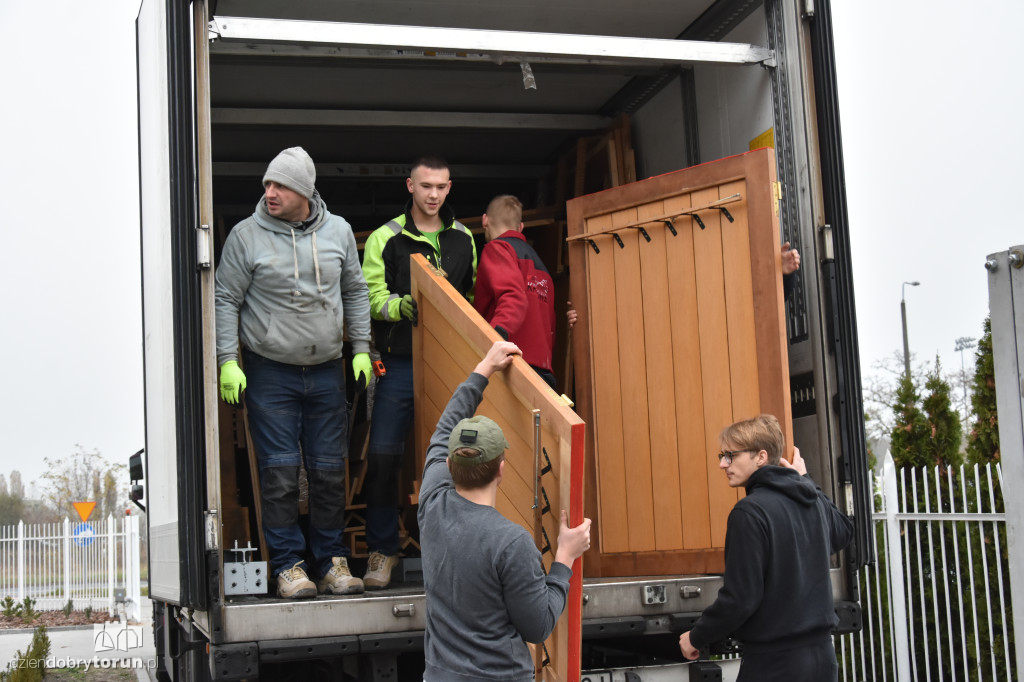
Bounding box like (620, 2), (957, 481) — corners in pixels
(566, 149), (791, 577)
(410, 255), (586, 681)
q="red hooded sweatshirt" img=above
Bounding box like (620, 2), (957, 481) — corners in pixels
(473, 231), (556, 371)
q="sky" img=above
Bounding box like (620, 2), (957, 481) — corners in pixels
(0, 0), (1020, 494)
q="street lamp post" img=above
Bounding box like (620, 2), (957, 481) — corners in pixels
(955, 336), (976, 419)
(901, 281), (920, 379)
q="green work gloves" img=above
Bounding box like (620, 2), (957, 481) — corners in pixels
(400, 294), (418, 325)
(353, 353), (373, 392)
(219, 360), (247, 404)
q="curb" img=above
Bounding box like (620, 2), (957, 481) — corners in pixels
(0, 624), (97, 634)
(1, 621), (150, 635)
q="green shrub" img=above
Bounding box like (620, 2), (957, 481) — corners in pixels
(17, 598), (37, 623)
(0, 596), (15, 617)
(0, 625), (50, 682)
(83, 605), (92, 619)
(61, 599), (73, 617)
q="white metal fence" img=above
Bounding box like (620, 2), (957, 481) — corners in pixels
(838, 453), (1016, 681)
(0, 515), (142, 621)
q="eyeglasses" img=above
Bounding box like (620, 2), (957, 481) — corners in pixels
(716, 449), (754, 465)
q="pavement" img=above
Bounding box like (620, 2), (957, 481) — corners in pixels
(1, 597), (157, 681)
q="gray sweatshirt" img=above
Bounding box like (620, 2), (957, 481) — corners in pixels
(418, 373), (572, 682)
(215, 192), (371, 366)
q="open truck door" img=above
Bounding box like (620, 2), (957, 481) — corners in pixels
(137, 0), (209, 610)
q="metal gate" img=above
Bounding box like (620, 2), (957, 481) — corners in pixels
(838, 453), (1015, 681)
(0, 515), (142, 621)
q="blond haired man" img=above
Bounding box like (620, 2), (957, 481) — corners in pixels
(679, 414), (853, 681)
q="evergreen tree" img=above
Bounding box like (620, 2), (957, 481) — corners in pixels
(922, 356), (963, 469)
(8, 472), (24, 500)
(0, 471), (25, 526)
(967, 317), (999, 464)
(890, 373), (930, 468)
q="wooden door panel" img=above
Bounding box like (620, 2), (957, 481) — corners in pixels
(410, 255), (585, 680)
(567, 149), (791, 577)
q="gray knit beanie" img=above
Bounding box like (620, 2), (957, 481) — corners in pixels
(263, 147), (316, 198)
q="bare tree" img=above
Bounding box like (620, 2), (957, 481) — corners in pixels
(38, 446), (126, 522)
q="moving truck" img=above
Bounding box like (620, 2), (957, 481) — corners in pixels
(135, 0), (870, 679)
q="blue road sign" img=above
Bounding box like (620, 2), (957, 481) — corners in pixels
(73, 522), (96, 547)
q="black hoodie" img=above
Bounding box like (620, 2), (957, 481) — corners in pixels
(689, 465), (853, 653)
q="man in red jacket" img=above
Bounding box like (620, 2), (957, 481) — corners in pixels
(473, 195), (562, 389)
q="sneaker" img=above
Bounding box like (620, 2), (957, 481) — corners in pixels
(277, 562), (317, 599)
(318, 557), (365, 595)
(364, 552), (400, 590)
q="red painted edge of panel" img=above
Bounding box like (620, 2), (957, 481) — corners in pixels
(567, 420), (586, 681)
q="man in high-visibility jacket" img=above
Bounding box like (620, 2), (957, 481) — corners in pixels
(360, 155), (477, 589)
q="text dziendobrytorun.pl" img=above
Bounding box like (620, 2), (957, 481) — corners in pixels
(5, 656), (156, 672)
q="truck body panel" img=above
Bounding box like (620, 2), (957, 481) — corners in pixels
(136, 0), (868, 678)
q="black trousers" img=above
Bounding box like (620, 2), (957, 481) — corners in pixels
(738, 639), (838, 682)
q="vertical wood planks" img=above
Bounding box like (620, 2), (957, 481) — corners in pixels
(583, 214), (629, 554)
(610, 208), (656, 553)
(662, 192), (712, 551)
(690, 185), (740, 545)
(566, 149), (790, 574)
(635, 200), (684, 551)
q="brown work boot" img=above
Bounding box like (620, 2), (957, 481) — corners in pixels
(318, 557), (365, 595)
(364, 552), (400, 590)
(277, 562), (316, 599)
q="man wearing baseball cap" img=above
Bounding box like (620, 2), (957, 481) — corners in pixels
(215, 146), (373, 598)
(417, 341), (592, 681)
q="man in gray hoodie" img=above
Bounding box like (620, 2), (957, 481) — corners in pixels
(215, 147), (373, 598)
(418, 341), (592, 681)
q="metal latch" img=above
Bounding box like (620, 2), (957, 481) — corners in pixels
(205, 510), (219, 550)
(680, 585), (702, 599)
(392, 604), (415, 618)
(773, 182), (783, 216)
(197, 224), (211, 270)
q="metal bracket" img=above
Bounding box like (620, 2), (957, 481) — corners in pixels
(209, 641), (258, 681)
(690, 213), (705, 230)
(631, 225), (651, 242)
(716, 206), (735, 223)
(539, 527), (551, 556)
(642, 584), (667, 605)
(662, 219), (678, 236)
(224, 560), (268, 596)
(612, 233), (625, 249)
(224, 540), (268, 596)
(587, 239), (600, 254)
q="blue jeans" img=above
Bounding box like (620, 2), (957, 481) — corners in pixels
(243, 349), (350, 577)
(364, 354), (415, 555)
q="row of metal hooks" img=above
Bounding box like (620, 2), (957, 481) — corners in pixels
(567, 193), (742, 253)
